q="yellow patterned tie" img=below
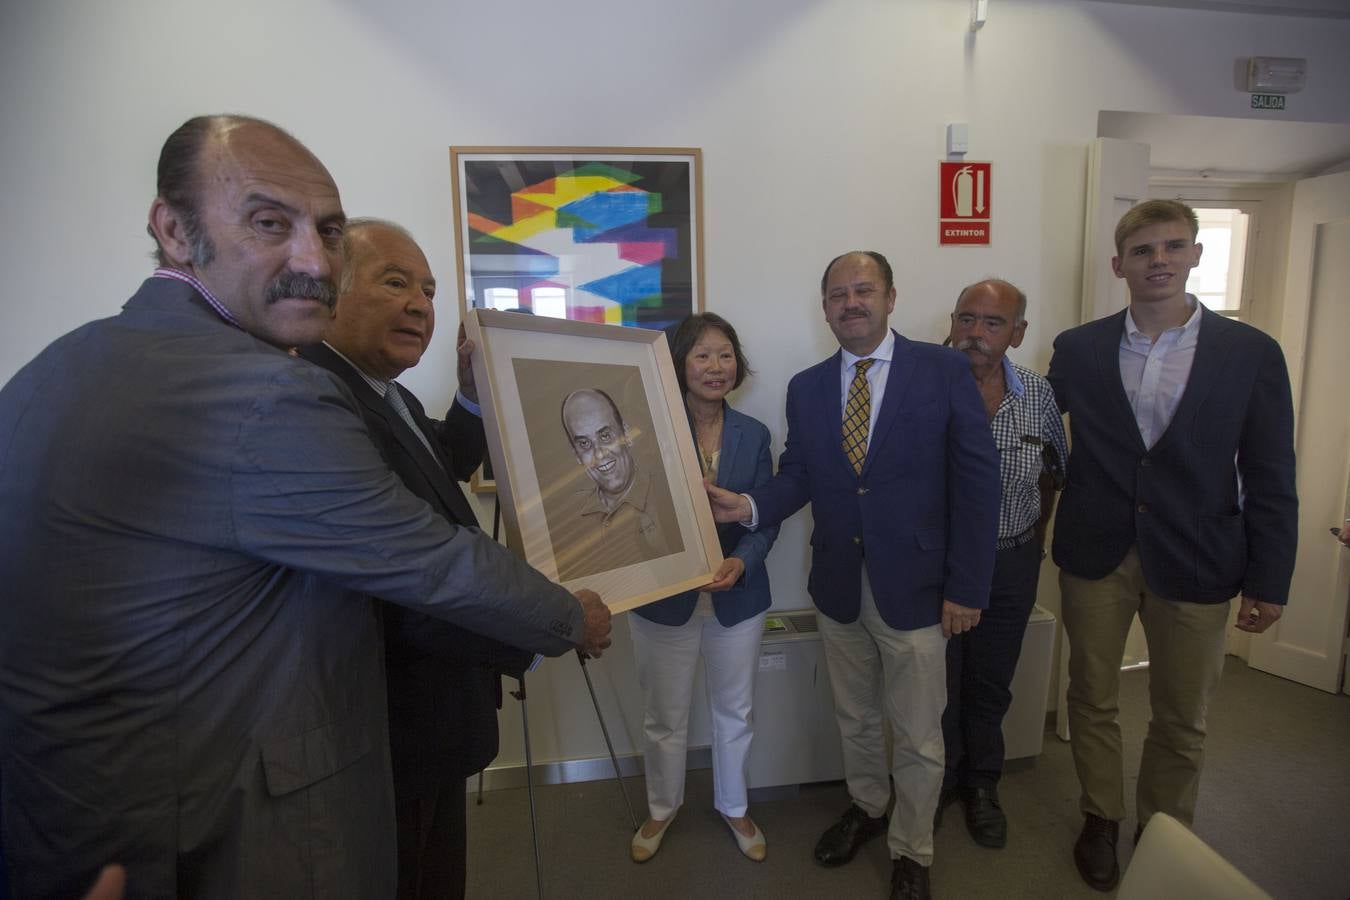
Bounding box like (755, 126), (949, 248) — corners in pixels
(842, 358), (875, 474)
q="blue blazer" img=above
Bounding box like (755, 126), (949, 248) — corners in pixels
(1047, 306), (1297, 605)
(635, 404), (779, 627)
(750, 332), (1000, 630)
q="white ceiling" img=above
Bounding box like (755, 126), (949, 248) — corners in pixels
(1098, 111), (1350, 177)
(1088, 0), (1350, 19)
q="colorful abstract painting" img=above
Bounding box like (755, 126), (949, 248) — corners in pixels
(452, 149), (702, 331)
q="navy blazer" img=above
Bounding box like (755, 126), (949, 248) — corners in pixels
(1047, 306), (1297, 605)
(635, 403), (779, 627)
(750, 332), (1000, 630)
(300, 343), (531, 780)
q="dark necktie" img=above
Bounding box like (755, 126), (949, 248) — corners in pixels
(386, 382), (440, 466)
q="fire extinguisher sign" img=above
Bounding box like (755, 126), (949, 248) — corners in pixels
(939, 161), (991, 246)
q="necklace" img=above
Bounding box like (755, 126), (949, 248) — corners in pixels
(692, 407), (724, 476)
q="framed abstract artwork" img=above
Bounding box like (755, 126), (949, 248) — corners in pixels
(465, 308), (722, 613)
(450, 147), (703, 331)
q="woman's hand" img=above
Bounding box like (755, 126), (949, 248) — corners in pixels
(701, 557), (745, 592)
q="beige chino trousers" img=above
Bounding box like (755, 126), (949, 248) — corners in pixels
(817, 569), (947, 866)
(1060, 546), (1230, 827)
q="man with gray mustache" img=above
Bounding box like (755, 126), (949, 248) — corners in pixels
(0, 114), (610, 899)
(935, 278), (1067, 849)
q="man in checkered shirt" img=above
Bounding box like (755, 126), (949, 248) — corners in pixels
(935, 278), (1067, 850)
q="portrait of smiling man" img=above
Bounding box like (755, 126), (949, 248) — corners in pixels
(549, 385), (682, 580)
(565, 388), (637, 505)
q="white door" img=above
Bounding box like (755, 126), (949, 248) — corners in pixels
(1248, 169), (1350, 694)
(1079, 138), (1150, 322)
(1057, 138), (1151, 740)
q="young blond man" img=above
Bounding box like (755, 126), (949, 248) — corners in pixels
(1047, 200), (1297, 891)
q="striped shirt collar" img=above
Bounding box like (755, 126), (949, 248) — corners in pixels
(152, 267), (243, 331)
(322, 341), (392, 398)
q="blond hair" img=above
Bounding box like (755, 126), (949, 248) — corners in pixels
(1114, 200), (1198, 255)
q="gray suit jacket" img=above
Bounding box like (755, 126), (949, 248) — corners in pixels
(0, 277), (582, 899)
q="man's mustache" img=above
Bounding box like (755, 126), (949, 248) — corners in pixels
(956, 337), (993, 354)
(265, 271), (336, 308)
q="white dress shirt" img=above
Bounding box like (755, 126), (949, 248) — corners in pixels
(838, 330), (897, 439)
(1118, 297), (1202, 449)
(744, 331), (897, 528)
(322, 341), (481, 415)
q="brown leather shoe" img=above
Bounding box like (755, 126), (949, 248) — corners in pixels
(1073, 813), (1120, 891)
(813, 804), (887, 867)
(890, 856), (931, 900)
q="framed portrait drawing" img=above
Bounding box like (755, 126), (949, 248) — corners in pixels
(451, 147), (703, 331)
(465, 309), (722, 614)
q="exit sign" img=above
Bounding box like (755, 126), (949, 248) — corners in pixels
(1251, 93), (1286, 111)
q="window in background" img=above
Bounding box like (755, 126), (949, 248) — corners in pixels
(1187, 207), (1250, 319)
(483, 287), (520, 311)
(532, 286), (567, 320)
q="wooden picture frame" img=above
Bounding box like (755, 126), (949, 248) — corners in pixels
(469, 457), (495, 494)
(450, 147), (703, 330)
(465, 309), (722, 613)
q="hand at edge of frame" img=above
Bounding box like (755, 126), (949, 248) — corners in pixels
(1234, 595), (1282, 634)
(701, 557), (746, 592)
(455, 323), (478, 404)
(576, 589), (612, 656)
(705, 481), (751, 524)
(941, 598), (981, 639)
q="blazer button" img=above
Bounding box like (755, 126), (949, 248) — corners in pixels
(857, 487), (868, 496)
(852, 536), (862, 545)
(1137, 503), (1150, 513)
(1140, 458), (1152, 467)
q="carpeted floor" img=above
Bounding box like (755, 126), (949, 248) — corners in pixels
(465, 659), (1350, 899)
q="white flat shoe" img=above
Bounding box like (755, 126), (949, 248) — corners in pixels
(630, 811), (677, 863)
(723, 815), (766, 861)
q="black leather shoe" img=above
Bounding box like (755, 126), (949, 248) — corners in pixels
(890, 856), (931, 900)
(813, 804), (887, 867)
(1073, 813), (1120, 892)
(962, 786), (1007, 848)
(933, 786), (959, 831)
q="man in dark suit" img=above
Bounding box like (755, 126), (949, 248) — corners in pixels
(0, 115), (610, 899)
(299, 217), (528, 900)
(708, 251), (999, 900)
(1048, 199), (1297, 892)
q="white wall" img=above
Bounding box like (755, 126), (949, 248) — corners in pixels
(4, 0), (1348, 768)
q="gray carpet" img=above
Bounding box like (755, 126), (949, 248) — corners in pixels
(466, 659), (1350, 899)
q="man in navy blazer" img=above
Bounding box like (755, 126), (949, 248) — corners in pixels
(299, 218), (533, 900)
(709, 251), (999, 899)
(1049, 200), (1296, 892)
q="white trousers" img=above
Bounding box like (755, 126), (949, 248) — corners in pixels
(629, 608), (766, 820)
(816, 570), (948, 865)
